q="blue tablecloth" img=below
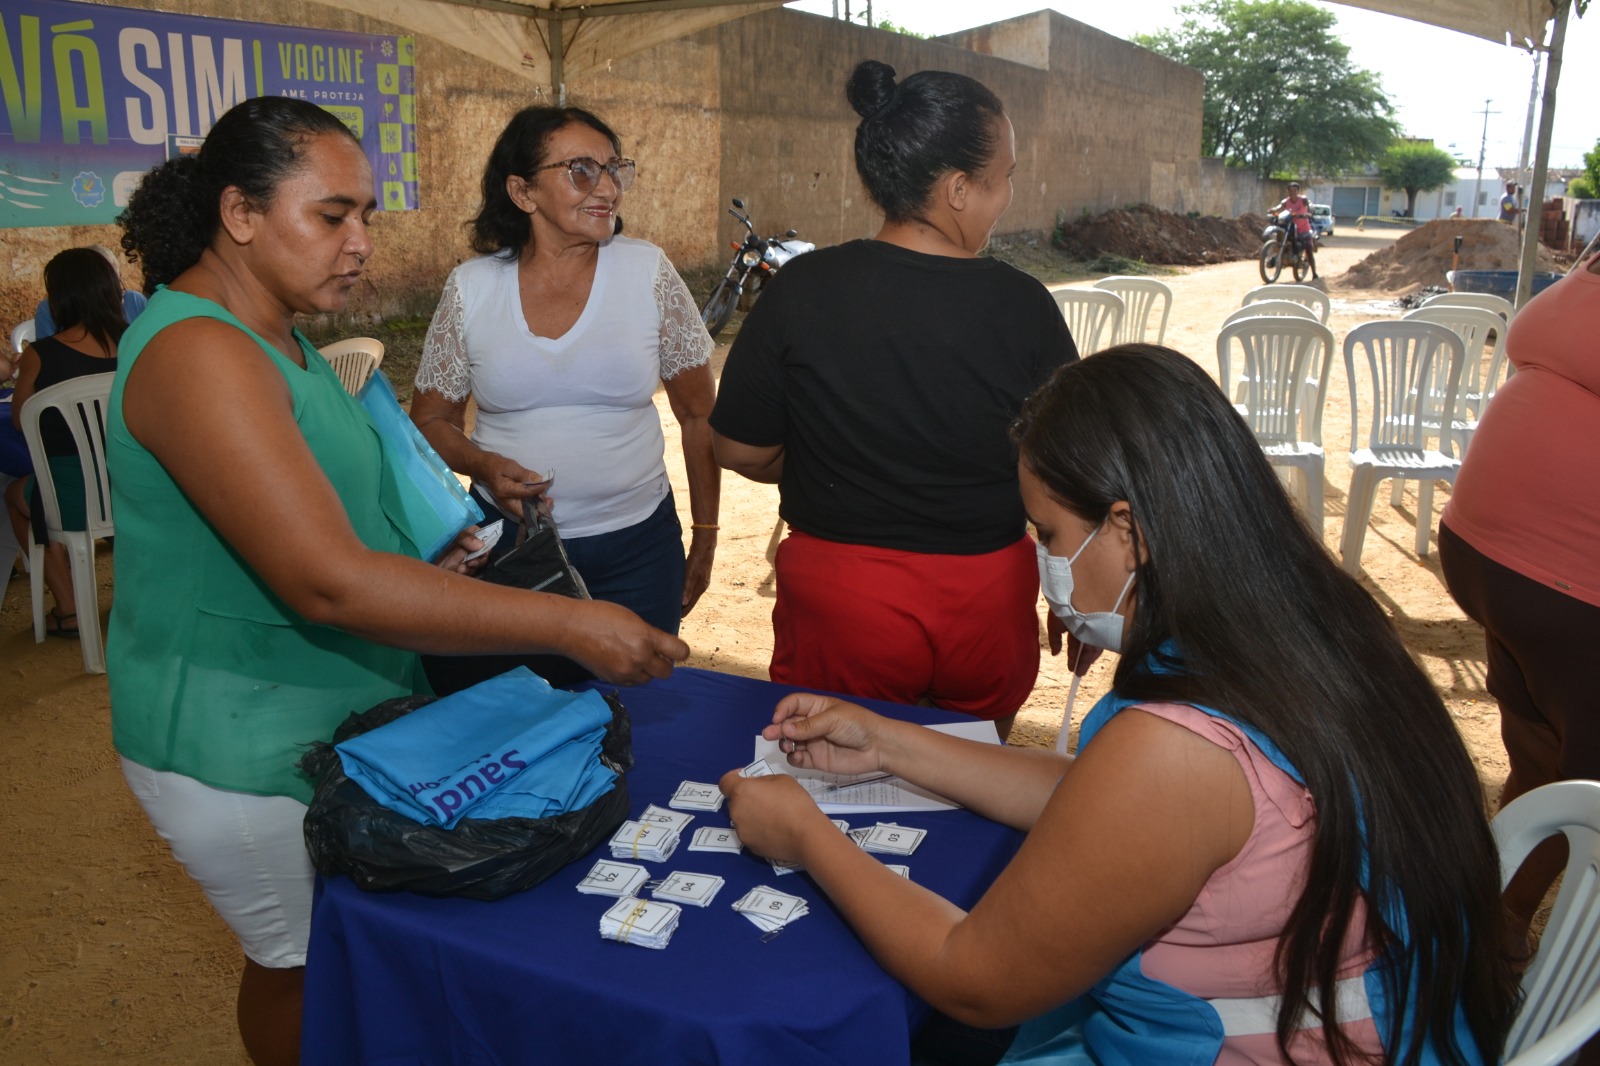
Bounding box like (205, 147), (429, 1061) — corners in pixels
(301, 667), (1024, 1066)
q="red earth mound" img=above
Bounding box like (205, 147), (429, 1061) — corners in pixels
(1334, 218), (1567, 292)
(1054, 204), (1265, 266)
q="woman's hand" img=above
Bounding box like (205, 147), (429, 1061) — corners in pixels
(433, 526), (493, 575)
(479, 456), (551, 522)
(718, 771), (832, 865)
(561, 598), (690, 686)
(763, 694), (885, 777)
(681, 528), (715, 616)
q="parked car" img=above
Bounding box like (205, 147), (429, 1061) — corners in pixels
(1311, 203), (1335, 238)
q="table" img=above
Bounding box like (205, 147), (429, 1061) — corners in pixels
(302, 668), (1023, 1066)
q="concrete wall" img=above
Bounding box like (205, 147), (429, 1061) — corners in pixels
(0, 3), (1223, 326)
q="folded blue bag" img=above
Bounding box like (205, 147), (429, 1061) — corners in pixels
(357, 369), (483, 561)
(335, 667), (617, 829)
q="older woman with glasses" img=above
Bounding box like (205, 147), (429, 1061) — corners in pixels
(412, 106), (719, 693)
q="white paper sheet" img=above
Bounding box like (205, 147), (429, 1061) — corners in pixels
(750, 720), (1000, 814)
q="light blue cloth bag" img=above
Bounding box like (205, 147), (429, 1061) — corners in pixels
(357, 369), (483, 561)
(335, 667), (618, 829)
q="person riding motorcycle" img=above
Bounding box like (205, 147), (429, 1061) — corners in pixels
(1271, 181), (1318, 280)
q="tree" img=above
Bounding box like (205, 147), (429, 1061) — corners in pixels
(1377, 141), (1459, 217)
(1136, 0), (1399, 179)
(1570, 139), (1600, 199)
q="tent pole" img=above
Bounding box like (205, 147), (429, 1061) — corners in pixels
(1515, 0), (1570, 310)
(551, 18), (565, 105)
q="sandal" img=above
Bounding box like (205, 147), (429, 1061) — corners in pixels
(45, 610), (79, 640)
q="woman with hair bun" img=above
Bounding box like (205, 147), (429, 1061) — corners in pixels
(723, 345), (1518, 1066)
(712, 61), (1078, 738)
(112, 96), (686, 1065)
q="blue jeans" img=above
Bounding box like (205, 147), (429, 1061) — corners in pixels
(422, 491), (685, 695)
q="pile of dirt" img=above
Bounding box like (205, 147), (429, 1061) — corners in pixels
(1334, 218), (1567, 293)
(1054, 204), (1266, 266)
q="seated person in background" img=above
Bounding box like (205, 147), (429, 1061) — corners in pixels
(711, 60), (1077, 741)
(33, 244), (146, 335)
(722, 346), (1517, 1066)
(6, 247), (125, 636)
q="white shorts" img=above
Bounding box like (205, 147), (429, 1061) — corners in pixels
(121, 757), (314, 968)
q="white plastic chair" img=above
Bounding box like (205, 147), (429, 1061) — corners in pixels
(1493, 780), (1600, 1065)
(10, 320), (35, 354)
(1216, 317), (1336, 532)
(1339, 321), (1466, 574)
(1402, 306), (1510, 457)
(1241, 283), (1331, 324)
(318, 337), (385, 396)
(1221, 301), (1318, 328)
(1052, 289), (1124, 356)
(1420, 291), (1514, 320)
(18, 373), (116, 673)
(1092, 276), (1171, 346)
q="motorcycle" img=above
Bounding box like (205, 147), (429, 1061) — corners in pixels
(1258, 209), (1315, 284)
(700, 197), (814, 338)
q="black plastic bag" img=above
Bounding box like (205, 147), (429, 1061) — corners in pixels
(299, 690), (633, 900)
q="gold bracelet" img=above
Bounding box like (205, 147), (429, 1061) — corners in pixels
(690, 523), (720, 531)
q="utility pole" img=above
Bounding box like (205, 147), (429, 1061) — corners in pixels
(1469, 98), (1499, 219)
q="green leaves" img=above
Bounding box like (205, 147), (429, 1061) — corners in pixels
(1136, 0), (1399, 178)
(1376, 141), (1459, 216)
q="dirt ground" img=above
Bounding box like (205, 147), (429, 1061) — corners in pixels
(0, 228), (1518, 1063)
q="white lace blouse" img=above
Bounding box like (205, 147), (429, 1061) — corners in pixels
(415, 237), (713, 538)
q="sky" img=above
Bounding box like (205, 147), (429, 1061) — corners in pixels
(783, 1), (1599, 170)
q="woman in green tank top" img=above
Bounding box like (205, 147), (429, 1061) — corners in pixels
(113, 97), (689, 1066)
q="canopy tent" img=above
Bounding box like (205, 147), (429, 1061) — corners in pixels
(317, 0), (1576, 304)
(307, 0), (783, 91)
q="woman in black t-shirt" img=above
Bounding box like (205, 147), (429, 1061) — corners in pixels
(710, 60), (1078, 739)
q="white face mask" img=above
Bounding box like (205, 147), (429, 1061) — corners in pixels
(1036, 524), (1136, 653)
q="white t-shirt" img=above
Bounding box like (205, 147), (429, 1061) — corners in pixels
(415, 236), (712, 538)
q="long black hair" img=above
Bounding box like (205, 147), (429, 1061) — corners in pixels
(119, 97), (358, 292)
(845, 60), (1004, 223)
(1013, 346), (1517, 1065)
(43, 247), (127, 350)
(469, 106), (622, 258)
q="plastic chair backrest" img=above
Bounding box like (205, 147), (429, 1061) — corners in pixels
(1051, 289), (1124, 355)
(1343, 320), (1466, 459)
(317, 337), (386, 396)
(1402, 305), (1508, 417)
(11, 319), (36, 354)
(1216, 317), (1335, 446)
(1419, 291), (1514, 320)
(17, 373), (116, 539)
(1092, 276), (1172, 346)
(1222, 301), (1318, 328)
(1241, 283), (1330, 324)
(1494, 780), (1600, 1065)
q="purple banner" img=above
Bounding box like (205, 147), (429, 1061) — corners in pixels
(0, 0), (417, 228)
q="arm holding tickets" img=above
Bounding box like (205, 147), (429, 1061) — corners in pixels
(720, 695), (1251, 1028)
(410, 387), (552, 521)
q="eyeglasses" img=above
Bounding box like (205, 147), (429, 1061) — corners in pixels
(530, 156), (637, 194)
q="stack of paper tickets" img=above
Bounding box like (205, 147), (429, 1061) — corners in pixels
(608, 819), (680, 863)
(731, 885), (809, 936)
(599, 897), (681, 950)
(576, 859), (650, 898)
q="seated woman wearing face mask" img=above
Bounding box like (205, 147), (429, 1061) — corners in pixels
(719, 346), (1517, 1066)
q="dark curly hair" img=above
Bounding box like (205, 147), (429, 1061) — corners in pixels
(43, 247), (127, 350)
(470, 106), (622, 258)
(845, 60), (1004, 223)
(118, 97), (358, 293)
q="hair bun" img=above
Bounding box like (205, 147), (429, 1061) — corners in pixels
(846, 60), (898, 119)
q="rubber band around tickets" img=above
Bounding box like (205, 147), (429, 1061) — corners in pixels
(630, 822), (649, 859)
(618, 900), (648, 944)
